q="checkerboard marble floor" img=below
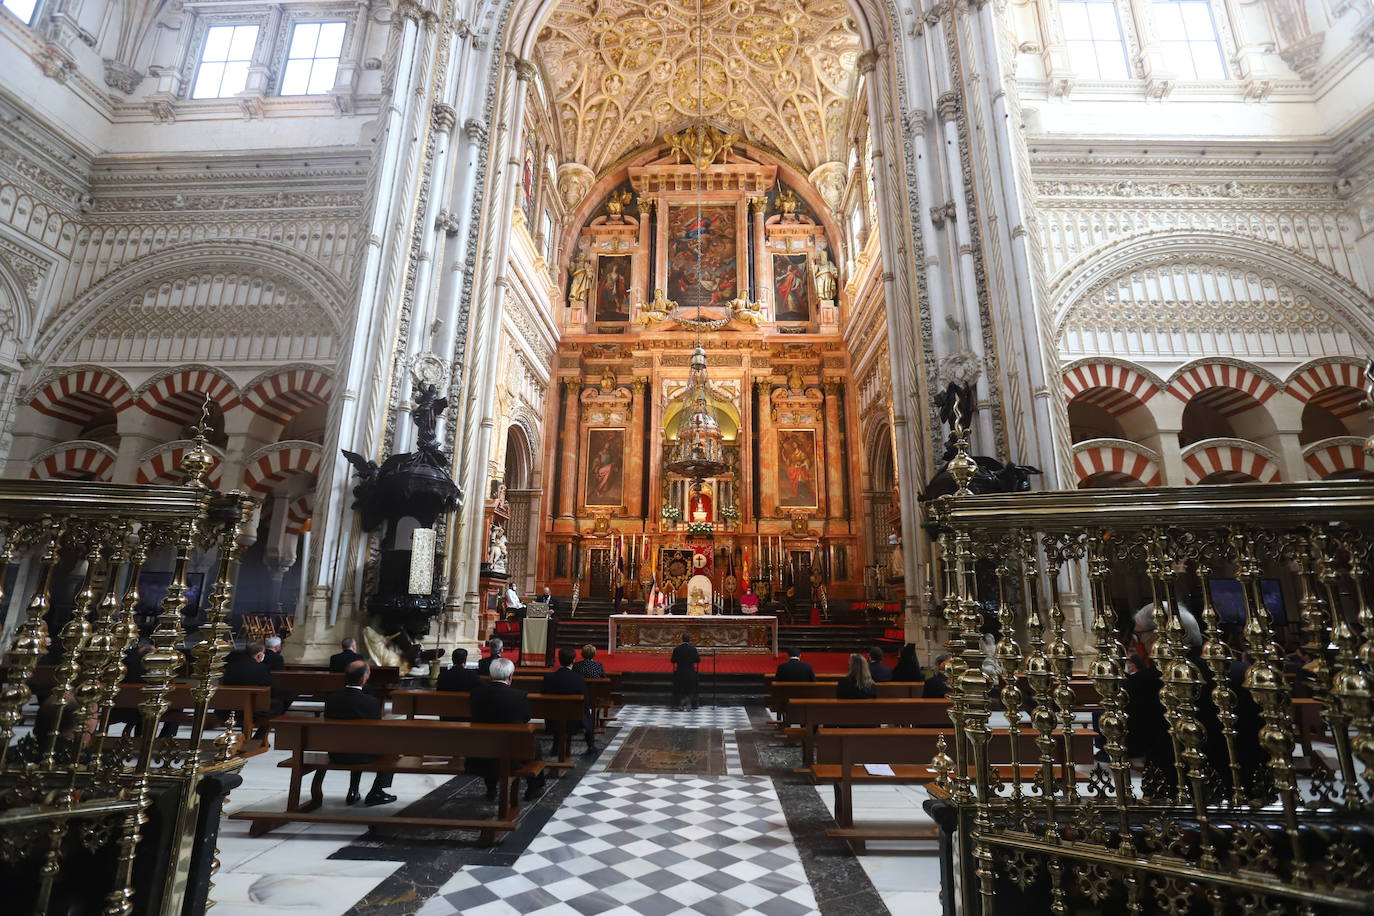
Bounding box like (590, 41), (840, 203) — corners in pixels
(417, 773), (817, 916)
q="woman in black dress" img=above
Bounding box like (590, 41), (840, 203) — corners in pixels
(671, 634), (701, 709)
(836, 652), (877, 699)
(891, 643), (921, 682)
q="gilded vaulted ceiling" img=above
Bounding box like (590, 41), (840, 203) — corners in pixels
(535, 0), (862, 175)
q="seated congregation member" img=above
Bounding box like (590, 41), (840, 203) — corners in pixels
(867, 646), (893, 682)
(922, 655), (950, 698)
(1124, 603), (1262, 795)
(222, 641), (287, 738)
(477, 638), (503, 676)
(324, 661), (396, 806)
(572, 644), (605, 679)
(542, 647), (597, 755)
(437, 647), (483, 692)
(263, 636), (286, 671)
(329, 637), (365, 673)
(892, 643), (921, 681)
(774, 649), (815, 682)
(471, 658), (544, 801)
(836, 652), (877, 699)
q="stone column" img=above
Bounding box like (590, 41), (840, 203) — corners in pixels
(750, 196), (768, 308)
(1267, 392), (1310, 481)
(557, 378), (582, 517)
(822, 380), (845, 519)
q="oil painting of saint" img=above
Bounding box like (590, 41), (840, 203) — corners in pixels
(667, 205), (738, 310)
(595, 256), (632, 323)
(585, 428), (625, 507)
(772, 254), (813, 322)
(777, 429), (817, 509)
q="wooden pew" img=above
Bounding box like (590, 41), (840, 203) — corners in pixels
(768, 681), (925, 725)
(229, 717), (543, 844)
(389, 690), (589, 768)
(811, 726), (1095, 853)
(493, 673), (621, 732)
(762, 672), (846, 683)
(111, 683), (271, 755)
(282, 665), (402, 697)
(790, 698), (956, 768)
(271, 670), (343, 702)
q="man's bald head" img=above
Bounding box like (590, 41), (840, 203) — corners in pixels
(345, 660), (371, 686)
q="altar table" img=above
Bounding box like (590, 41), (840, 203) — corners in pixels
(608, 615), (779, 655)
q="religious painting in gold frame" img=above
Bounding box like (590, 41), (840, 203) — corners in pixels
(594, 255), (632, 323)
(772, 253), (813, 322)
(776, 428), (818, 509)
(666, 204), (739, 309)
(584, 427), (627, 507)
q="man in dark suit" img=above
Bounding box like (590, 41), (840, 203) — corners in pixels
(774, 649), (815, 682)
(329, 638), (365, 673)
(263, 636), (286, 671)
(437, 647), (483, 692)
(324, 661), (396, 806)
(671, 634), (701, 709)
(542, 587), (557, 614)
(476, 638), (503, 676)
(867, 646), (894, 683)
(541, 647), (596, 755)
(923, 654), (951, 698)
(222, 641), (285, 739)
(471, 657), (542, 801)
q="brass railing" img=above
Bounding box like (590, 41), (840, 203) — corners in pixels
(0, 444), (255, 915)
(925, 479), (1374, 914)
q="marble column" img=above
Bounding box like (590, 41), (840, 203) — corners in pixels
(626, 378), (647, 517)
(750, 196), (768, 309)
(755, 379), (776, 517)
(557, 378), (582, 518)
(822, 380), (845, 519)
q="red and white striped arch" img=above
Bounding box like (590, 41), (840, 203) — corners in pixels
(1303, 440), (1373, 480)
(1286, 360), (1369, 420)
(28, 369), (134, 426)
(1182, 443), (1282, 485)
(1072, 443), (1162, 487)
(241, 367), (334, 427)
(285, 495), (314, 536)
(135, 444), (224, 489)
(135, 368), (239, 426)
(29, 443), (116, 482)
(1062, 362), (1160, 414)
(242, 445), (322, 494)
(1168, 362), (1279, 416)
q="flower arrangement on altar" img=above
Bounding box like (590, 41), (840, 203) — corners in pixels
(686, 521), (713, 536)
(719, 503), (739, 521)
(661, 504), (681, 521)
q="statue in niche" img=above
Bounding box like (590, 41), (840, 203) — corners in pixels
(634, 288), (675, 325)
(569, 249), (593, 310)
(813, 245), (838, 303)
(599, 366), (617, 391)
(488, 522), (508, 574)
(729, 296), (765, 327)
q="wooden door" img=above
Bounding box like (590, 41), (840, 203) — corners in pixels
(588, 548), (613, 598)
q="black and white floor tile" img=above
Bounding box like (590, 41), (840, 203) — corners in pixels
(417, 773), (817, 916)
(609, 704), (753, 731)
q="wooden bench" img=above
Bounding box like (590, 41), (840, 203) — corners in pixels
(768, 681), (925, 725)
(271, 670), (344, 702)
(812, 726), (1095, 853)
(229, 717), (543, 843)
(496, 673), (621, 732)
(789, 698), (956, 768)
(389, 690), (589, 768)
(283, 665), (402, 696)
(111, 683), (272, 755)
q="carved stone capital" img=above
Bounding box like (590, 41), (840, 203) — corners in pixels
(103, 58), (143, 94)
(432, 103), (457, 131)
(929, 201), (957, 227)
(464, 118), (488, 143)
(858, 49), (879, 74)
(512, 57), (537, 82)
(562, 377), (585, 393)
(936, 91), (960, 123)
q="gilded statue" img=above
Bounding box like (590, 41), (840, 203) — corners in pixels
(605, 190), (633, 221)
(729, 296), (765, 328)
(688, 586), (710, 616)
(775, 188), (802, 220)
(569, 249), (593, 309)
(634, 288), (675, 325)
(666, 124), (738, 171)
(813, 245), (837, 302)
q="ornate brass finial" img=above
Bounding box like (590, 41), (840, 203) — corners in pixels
(931, 734), (954, 790)
(181, 394), (215, 489)
(215, 712), (239, 761)
(947, 398), (977, 497)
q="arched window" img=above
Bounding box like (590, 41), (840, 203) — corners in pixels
(0, 0), (38, 25)
(1153, 0), (1227, 80)
(1061, 0), (1130, 80)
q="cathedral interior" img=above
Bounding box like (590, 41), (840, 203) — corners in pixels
(0, 0), (1371, 914)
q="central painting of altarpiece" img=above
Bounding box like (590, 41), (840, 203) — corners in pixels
(540, 131), (863, 614)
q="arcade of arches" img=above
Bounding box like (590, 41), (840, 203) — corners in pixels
(0, 0), (1372, 912)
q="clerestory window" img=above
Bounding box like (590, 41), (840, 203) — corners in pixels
(1060, 0), (1130, 80)
(1152, 0), (1227, 80)
(191, 24), (259, 99)
(280, 21), (346, 96)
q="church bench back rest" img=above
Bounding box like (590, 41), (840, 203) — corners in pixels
(270, 716), (538, 758)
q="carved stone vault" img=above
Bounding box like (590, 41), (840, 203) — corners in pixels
(535, 0), (861, 175)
